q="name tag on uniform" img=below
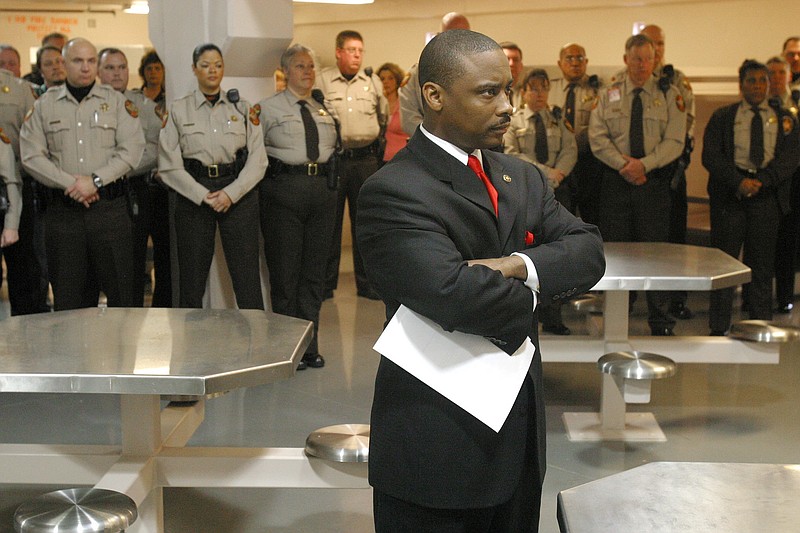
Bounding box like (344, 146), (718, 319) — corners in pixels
(608, 88), (621, 102)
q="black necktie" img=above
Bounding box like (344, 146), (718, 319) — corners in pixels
(565, 83), (576, 129)
(750, 106), (764, 169)
(298, 100), (320, 162)
(630, 88), (645, 159)
(533, 112), (549, 164)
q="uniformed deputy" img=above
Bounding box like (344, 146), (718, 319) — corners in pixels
(1, 66), (49, 316)
(398, 12), (471, 137)
(504, 68), (577, 336)
(549, 43), (602, 225)
(641, 24), (697, 320)
(782, 37), (800, 86)
(0, 132), (21, 249)
(98, 47), (171, 308)
(704, 59), (800, 334)
(158, 43), (266, 310)
(767, 56), (800, 314)
(500, 42), (526, 111)
(33, 45), (66, 97)
(258, 44), (338, 370)
(20, 37), (145, 311)
(589, 33), (685, 336)
(317, 30), (386, 300)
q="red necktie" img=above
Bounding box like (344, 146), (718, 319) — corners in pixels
(467, 154), (498, 216)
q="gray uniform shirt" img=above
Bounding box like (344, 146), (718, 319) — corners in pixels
(0, 69), (36, 162)
(0, 137), (21, 230)
(257, 89), (338, 165)
(317, 67), (385, 149)
(548, 75), (601, 153)
(589, 74), (685, 173)
(158, 89), (267, 205)
(504, 106), (577, 185)
(399, 63), (423, 137)
(125, 88), (162, 176)
(20, 82), (145, 189)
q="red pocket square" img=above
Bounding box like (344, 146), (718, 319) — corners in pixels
(525, 231), (535, 245)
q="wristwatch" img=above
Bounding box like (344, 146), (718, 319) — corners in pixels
(92, 174), (103, 189)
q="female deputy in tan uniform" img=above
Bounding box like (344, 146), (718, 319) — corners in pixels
(158, 43), (267, 309)
(257, 44), (338, 370)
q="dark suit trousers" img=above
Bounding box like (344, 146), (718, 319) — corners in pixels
(260, 172), (336, 355)
(668, 170), (689, 308)
(45, 195), (135, 311)
(325, 153), (379, 295)
(710, 193), (781, 332)
(372, 377), (542, 533)
(598, 166), (674, 330)
(174, 186), (263, 310)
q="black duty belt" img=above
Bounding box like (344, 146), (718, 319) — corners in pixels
(736, 167), (759, 177)
(183, 158), (237, 179)
(48, 177), (127, 206)
(268, 157), (329, 176)
(341, 143), (376, 159)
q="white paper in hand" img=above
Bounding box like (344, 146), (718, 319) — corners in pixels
(373, 305), (535, 432)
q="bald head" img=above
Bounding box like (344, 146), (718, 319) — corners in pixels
(640, 24), (666, 67)
(63, 38), (98, 88)
(441, 12), (470, 32)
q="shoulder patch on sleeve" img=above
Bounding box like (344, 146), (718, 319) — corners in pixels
(676, 94), (686, 112)
(782, 115), (794, 135)
(249, 105), (260, 126)
(0, 128), (10, 144)
(125, 99), (139, 118)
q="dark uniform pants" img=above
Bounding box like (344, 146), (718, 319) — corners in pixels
(710, 192), (781, 332)
(260, 172), (336, 354)
(129, 174), (172, 307)
(774, 167), (800, 307)
(174, 186), (263, 310)
(598, 165), (674, 330)
(45, 195), (136, 311)
(325, 152), (380, 296)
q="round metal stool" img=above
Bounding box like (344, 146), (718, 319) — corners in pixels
(305, 423), (370, 463)
(14, 488), (137, 533)
(728, 320), (800, 343)
(598, 351), (677, 381)
(571, 293), (604, 314)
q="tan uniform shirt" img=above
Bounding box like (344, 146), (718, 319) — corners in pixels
(126, 88), (161, 176)
(20, 82), (145, 190)
(258, 89), (338, 165)
(589, 74), (685, 173)
(399, 63), (423, 137)
(0, 69), (37, 162)
(734, 101), (778, 171)
(0, 136), (21, 230)
(158, 89), (267, 205)
(317, 67), (386, 149)
(504, 106), (577, 183)
(548, 75), (601, 153)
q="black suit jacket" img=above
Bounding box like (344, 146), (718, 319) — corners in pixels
(357, 129), (605, 509)
(703, 102), (799, 214)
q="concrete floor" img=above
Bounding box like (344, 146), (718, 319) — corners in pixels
(1, 254), (800, 532)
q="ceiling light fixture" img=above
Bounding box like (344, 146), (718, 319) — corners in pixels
(123, 1), (149, 14)
(293, 0), (373, 4)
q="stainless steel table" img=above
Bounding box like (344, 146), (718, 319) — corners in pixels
(0, 308), (368, 533)
(558, 462), (800, 532)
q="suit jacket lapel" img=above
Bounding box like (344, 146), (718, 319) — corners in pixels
(483, 153), (520, 252)
(407, 132), (498, 218)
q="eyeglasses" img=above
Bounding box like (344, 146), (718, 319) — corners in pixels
(341, 47), (364, 55)
(563, 55), (586, 63)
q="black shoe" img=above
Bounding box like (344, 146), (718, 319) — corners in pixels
(669, 302), (694, 320)
(542, 323), (571, 335)
(651, 327), (674, 336)
(296, 360), (308, 371)
(709, 330), (727, 336)
(776, 303), (794, 314)
(302, 353), (325, 368)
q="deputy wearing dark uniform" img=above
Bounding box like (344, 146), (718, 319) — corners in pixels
(589, 33), (685, 336)
(505, 68), (577, 336)
(318, 30), (386, 300)
(549, 43), (602, 225)
(20, 38), (144, 311)
(704, 59), (799, 334)
(258, 44), (338, 370)
(158, 43), (266, 310)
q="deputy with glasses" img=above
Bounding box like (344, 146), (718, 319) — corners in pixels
(317, 30), (387, 300)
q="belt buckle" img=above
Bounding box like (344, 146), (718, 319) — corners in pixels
(307, 162), (318, 176)
(208, 164), (219, 178)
